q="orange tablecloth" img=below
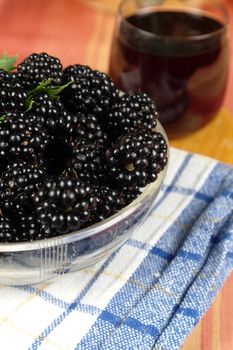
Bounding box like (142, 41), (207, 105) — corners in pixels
(0, 0), (232, 348)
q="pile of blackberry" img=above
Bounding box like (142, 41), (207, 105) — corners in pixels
(0, 52), (168, 243)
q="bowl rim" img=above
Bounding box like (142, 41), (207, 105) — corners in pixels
(0, 121), (169, 252)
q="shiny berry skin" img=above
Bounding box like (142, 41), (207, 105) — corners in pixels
(119, 185), (142, 207)
(19, 214), (56, 241)
(0, 112), (49, 160)
(74, 114), (109, 146)
(106, 130), (168, 187)
(0, 160), (46, 214)
(32, 93), (78, 138)
(0, 217), (18, 243)
(108, 92), (158, 138)
(17, 52), (63, 89)
(68, 143), (107, 182)
(0, 70), (27, 115)
(33, 176), (96, 234)
(88, 183), (124, 223)
(62, 64), (119, 116)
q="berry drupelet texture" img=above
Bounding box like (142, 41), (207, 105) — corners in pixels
(0, 217), (18, 243)
(0, 213), (55, 242)
(0, 112), (49, 161)
(18, 214), (56, 241)
(33, 176), (97, 234)
(0, 70), (27, 115)
(31, 93), (78, 138)
(0, 160), (46, 214)
(108, 92), (158, 138)
(17, 52), (63, 89)
(74, 113), (109, 146)
(68, 143), (107, 182)
(88, 183), (124, 223)
(119, 185), (142, 206)
(62, 64), (119, 116)
(106, 130), (168, 187)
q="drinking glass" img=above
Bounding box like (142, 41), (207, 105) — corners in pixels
(109, 0), (229, 138)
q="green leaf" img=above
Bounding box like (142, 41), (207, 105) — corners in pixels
(42, 80), (73, 97)
(24, 97), (35, 112)
(27, 78), (54, 96)
(0, 115), (6, 123)
(24, 79), (73, 111)
(0, 53), (18, 71)
(26, 79), (72, 99)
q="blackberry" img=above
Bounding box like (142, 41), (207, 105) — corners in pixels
(74, 114), (109, 146)
(17, 52), (63, 89)
(68, 143), (107, 182)
(0, 54), (169, 243)
(0, 216), (18, 243)
(108, 92), (158, 138)
(86, 183), (141, 225)
(0, 112), (49, 160)
(106, 130), (168, 187)
(0, 70), (27, 114)
(19, 214), (56, 241)
(33, 176), (96, 234)
(89, 184), (124, 223)
(120, 185), (142, 206)
(62, 64), (119, 116)
(31, 93), (78, 138)
(0, 160), (46, 214)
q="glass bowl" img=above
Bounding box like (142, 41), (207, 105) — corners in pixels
(0, 121), (169, 285)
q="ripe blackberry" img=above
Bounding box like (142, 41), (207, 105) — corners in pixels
(19, 214), (56, 241)
(106, 130), (168, 187)
(68, 143), (107, 182)
(74, 114), (109, 146)
(120, 185), (142, 206)
(17, 52), (63, 89)
(32, 93), (78, 138)
(33, 176), (96, 234)
(0, 112), (49, 160)
(0, 160), (46, 214)
(62, 64), (119, 116)
(0, 70), (27, 114)
(89, 184), (124, 223)
(0, 217), (18, 243)
(108, 92), (158, 138)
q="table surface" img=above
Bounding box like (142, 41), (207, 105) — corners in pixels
(0, 0), (232, 348)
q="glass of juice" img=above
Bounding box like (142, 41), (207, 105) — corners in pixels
(109, 0), (229, 138)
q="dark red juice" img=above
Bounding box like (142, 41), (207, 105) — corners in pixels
(109, 10), (228, 137)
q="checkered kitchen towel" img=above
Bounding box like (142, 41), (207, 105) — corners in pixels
(0, 147), (233, 350)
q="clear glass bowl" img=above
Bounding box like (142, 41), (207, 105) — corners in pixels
(0, 121), (169, 285)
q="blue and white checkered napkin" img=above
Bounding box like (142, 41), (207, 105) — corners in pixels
(0, 147), (233, 350)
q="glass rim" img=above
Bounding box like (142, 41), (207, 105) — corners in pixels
(118, 0), (229, 42)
